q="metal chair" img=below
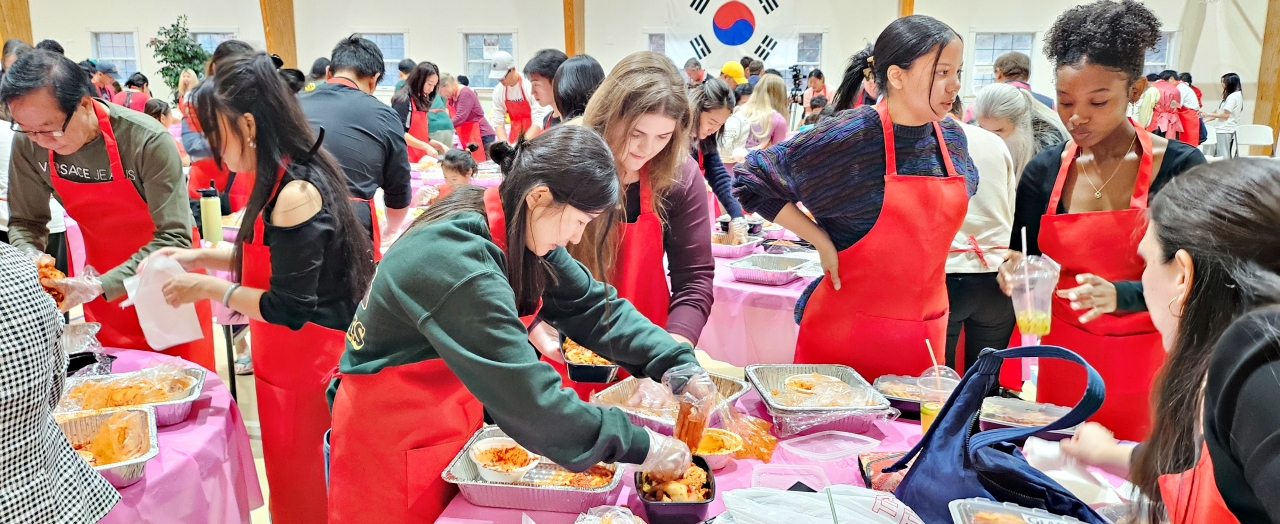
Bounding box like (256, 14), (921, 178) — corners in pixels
(1235, 125), (1275, 157)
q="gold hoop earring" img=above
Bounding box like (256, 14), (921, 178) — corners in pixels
(1167, 296), (1183, 318)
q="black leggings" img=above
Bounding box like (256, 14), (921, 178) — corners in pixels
(945, 272), (1015, 370)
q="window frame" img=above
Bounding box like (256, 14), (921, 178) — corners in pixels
(191, 30), (238, 55)
(459, 29), (518, 92)
(89, 30), (141, 81)
(645, 33), (667, 56)
(354, 30), (410, 91)
(967, 31), (1037, 95)
(1143, 31), (1178, 76)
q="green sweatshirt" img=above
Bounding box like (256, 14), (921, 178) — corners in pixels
(332, 210), (697, 471)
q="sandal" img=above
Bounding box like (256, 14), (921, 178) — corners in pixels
(234, 355), (254, 375)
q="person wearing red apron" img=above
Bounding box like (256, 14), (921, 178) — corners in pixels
(1158, 442), (1240, 524)
(793, 101), (969, 379)
(327, 127), (709, 523)
(689, 79), (744, 220)
(1031, 121), (1166, 441)
(39, 101), (215, 369)
(489, 53), (539, 145)
(442, 75), (490, 161)
(404, 98), (434, 163)
(501, 88), (534, 144)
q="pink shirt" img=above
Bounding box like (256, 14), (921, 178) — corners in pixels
(745, 111), (789, 149)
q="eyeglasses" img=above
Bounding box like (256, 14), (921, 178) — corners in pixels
(11, 112), (72, 138)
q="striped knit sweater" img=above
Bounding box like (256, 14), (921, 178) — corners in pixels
(732, 105), (979, 251)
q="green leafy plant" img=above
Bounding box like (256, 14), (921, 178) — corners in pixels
(147, 16), (209, 99)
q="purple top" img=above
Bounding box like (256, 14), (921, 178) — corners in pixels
(451, 87), (496, 138)
(744, 112), (789, 149)
(621, 157), (714, 343)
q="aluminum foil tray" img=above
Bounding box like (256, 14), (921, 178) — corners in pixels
(710, 238), (762, 259)
(441, 426), (624, 513)
(590, 374), (751, 435)
(727, 254), (808, 286)
(58, 367), (207, 427)
(56, 406), (159, 488)
(746, 364), (898, 437)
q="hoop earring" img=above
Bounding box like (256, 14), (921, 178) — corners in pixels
(1167, 296), (1183, 318)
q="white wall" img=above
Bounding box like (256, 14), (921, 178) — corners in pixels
(26, 0), (1267, 122)
(29, 0), (266, 102)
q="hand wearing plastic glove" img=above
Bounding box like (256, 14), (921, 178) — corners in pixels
(637, 427), (692, 482)
(661, 362), (718, 409)
(42, 266), (103, 313)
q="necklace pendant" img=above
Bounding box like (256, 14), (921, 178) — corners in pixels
(1094, 190), (1103, 199)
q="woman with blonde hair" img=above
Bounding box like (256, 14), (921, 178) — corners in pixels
(736, 74), (791, 149)
(973, 81), (1069, 175)
(554, 51), (713, 399)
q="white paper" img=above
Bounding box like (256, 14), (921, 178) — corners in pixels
(133, 256), (203, 350)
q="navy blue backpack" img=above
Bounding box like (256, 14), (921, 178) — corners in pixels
(887, 345), (1108, 524)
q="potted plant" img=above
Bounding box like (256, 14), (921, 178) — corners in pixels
(148, 16), (210, 100)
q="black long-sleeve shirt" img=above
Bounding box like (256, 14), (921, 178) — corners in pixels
(298, 82), (412, 214)
(1010, 139), (1205, 311)
(694, 137), (743, 218)
(1204, 306), (1280, 523)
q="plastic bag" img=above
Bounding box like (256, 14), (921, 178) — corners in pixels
(573, 506), (646, 524)
(130, 255), (203, 350)
(83, 410), (148, 466)
(772, 373), (878, 408)
(724, 485), (923, 524)
(58, 361), (195, 412)
(625, 378), (678, 415)
(715, 401), (777, 462)
(61, 322), (103, 354)
(769, 408), (900, 438)
(664, 364), (718, 451)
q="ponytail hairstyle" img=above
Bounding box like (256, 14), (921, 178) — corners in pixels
(194, 51), (374, 300)
(689, 77), (736, 145)
(405, 126), (620, 314)
(974, 82), (1069, 175)
(574, 51), (692, 280)
(440, 147), (479, 178)
(833, 44), (875, 111)
(845, 16), (961, 108)
(1130, 158), (1280, 524)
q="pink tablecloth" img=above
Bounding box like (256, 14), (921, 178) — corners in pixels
(410, 170), (502, 197)
(437, 390), (924, 524)
(99, 348), (264, 524)
(697, 255), (811, 366)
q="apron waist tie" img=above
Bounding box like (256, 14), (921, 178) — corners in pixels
(948, 235), (1007, 268)
(322, 365), (344, 385)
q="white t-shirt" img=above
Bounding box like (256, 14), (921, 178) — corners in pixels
(0, 126), (65, 234)
(489, 75), (552, 131)
(948, 121), (1016, 274)
(1216, 91), (1245, 134)
(1178, 83), (1200, 111)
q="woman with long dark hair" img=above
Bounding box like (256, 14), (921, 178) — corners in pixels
(393, 61), (451, 161)
(551, 54), (605, 122)
(153, 51), (374, 524)
(1201, 72), (1244, 158)
(832, 44), (879, 111)
(689, 78), (743, 218)
(560, 51), (713, 399)
(1059, 158), (1280, 523)
(997, 0), (1206, 442)
(326, 125), (714, 523)
(734, 15), (976, 380)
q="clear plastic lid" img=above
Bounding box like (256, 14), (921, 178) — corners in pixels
(749, 464), (830, 491)
(948, 497), (1087, 524)
(981, 397), (1072, 427)
(873, 375), (923, 400)
(778, 431), (879, 461)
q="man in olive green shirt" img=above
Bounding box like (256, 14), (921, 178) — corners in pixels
(2, 51), (192, 304)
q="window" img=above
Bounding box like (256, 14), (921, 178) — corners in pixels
(796, 33), (822, 81)
(193, 32), (235, 54)
(358, 33), (406, 88)
(1144, 32), (1175, 75)
(971, 32), (1034, 91)
(647, 34), (666, 55)
(91, 32), (138, 80)
(464, 33), (515, 89)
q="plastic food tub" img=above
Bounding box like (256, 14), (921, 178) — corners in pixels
(778, 431), (879, 461)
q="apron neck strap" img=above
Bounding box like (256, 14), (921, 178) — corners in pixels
(254, 162), (292, 241)
(874, 100), (958, 178)
(50, 101), (125, 182)
(483, 186), (508, 253)
(1046, 119), (1154, 215)
(638, 165), (653, 212)
(327, 76), (362, 91)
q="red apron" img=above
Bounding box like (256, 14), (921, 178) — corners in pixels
(328, 187), (530, 523)
(244, 166), (347, 524)
(1035, 120), (1164, 442)
(793, 101), (968, 380)
(504, 79), (534, 143)
(50, 102), (215, 370)
(1159, 443), (1240, 524)
(1177, 106), (1201, 145)
(449, 96), (487, 162)
(548, 169), (670, 399)
(324, 77), (384, 261)
(406, 99), (432, 163)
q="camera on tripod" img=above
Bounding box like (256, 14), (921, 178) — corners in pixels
(787, 65), (804, 104)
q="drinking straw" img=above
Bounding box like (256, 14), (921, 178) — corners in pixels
(1021, 227), (1036, 345)
(826, 486), (839, 524)
(925, 339), (941, 389)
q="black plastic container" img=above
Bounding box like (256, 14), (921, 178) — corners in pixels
(717, 215), (732, 232)
(745, 217), (764, 236)
(560, 334), (621, 383)
(636, 457), (715, 524)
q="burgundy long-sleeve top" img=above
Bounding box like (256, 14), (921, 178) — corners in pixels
(621, 157), (714, 343)
(449, 86), (496, 138)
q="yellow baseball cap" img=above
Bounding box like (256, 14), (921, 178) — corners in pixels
(720, 62), (747, 85)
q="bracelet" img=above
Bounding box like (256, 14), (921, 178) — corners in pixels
(222, 283), (241, 308)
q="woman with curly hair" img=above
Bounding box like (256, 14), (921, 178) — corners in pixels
(997, 0), (1206, 441)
